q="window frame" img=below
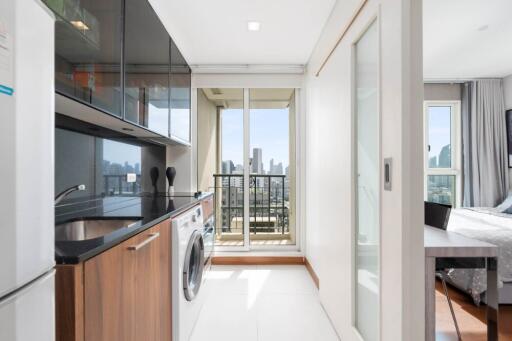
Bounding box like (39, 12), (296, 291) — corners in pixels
(423, 100), (462, 207)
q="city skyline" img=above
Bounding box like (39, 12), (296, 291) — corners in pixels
(221, 107), (290, 168)
(102, 160), (141, 175)
(222, 147), (286, 175)
(428, 106), (452, 166)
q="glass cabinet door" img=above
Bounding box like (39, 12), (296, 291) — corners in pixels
(124, 0), (170, 136)
(170, 39), (191, 142)
(51, 0), (123, 116)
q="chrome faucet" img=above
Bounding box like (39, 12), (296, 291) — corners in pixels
(55, 184), (86, 205)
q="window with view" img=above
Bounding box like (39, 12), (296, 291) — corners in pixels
(424, 101), (461, 207)
(197, 88), (297, 249)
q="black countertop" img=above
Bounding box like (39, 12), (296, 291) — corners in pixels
(55, 192), (213, 264)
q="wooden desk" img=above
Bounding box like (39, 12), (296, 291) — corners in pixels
(424, 225), (499, 341)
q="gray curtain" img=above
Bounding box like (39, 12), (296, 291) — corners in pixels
(462, 79), (509, 207)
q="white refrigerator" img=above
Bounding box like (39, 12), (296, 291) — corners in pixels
(0, 0), (56, 340)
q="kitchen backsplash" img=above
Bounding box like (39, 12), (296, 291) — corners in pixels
(55, 127), (166, 201)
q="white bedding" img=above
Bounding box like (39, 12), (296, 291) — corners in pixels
(446, 208), (512, 304)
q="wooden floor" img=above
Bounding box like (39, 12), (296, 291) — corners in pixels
(436, 280), (512, 340)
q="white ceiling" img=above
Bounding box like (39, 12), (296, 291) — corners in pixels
(423, 0), (512, 79)
(156, 0), (336, 66)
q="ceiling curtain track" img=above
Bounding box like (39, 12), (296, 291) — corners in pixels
(315, 0), (368, 77)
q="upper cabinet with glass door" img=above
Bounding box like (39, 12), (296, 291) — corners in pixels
(50, 0), (123, 117)
(170, 39), (192, 143)
(124, 0), (170, 137)
(46, 0), (192, 144)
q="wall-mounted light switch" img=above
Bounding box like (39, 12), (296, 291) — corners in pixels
(127, 173), (136, 183)
(384, 158), (392, 191)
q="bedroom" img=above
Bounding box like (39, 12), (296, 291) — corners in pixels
(423, 0), (512, 339)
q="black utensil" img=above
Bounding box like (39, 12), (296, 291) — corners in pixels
(166, 167), (176, 193)
(150, 167), (159, 193)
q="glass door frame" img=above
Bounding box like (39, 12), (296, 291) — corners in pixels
(212, 87), (302, 252)
(351, 16), (381, 341)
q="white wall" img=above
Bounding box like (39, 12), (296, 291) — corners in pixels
(424, 83), (461, 101)
(304, 0), (424, 340)
(166, 144), (193, 192)
(197, 89), (218, 192)
(504, 74), (512, 110)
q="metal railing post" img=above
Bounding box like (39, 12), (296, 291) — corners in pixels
(213, 173), (288, 241)
(282, 177), (285, 234)
(268, 177), (271, 231)
(227, 175), (231, 232)
(253, 175), (257, 234)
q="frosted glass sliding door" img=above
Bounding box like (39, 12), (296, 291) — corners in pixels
(354, 19), (379, 341)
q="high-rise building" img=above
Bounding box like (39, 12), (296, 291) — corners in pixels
(222, 160), (235, 174)
(252, 148), (263, 174)
(275, 162), (283, 175)
(234, 164), (244, 173)
(269, 158), (284, 175)
(438, 144), (451, 168)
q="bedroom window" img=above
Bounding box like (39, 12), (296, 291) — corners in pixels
(424, 101), (462, 207)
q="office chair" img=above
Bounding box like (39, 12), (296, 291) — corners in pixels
(425, 201), (462, 341)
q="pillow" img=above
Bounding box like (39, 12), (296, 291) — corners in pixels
(496, 191), (512, 213)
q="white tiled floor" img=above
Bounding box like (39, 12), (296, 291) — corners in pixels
(189, 265), (340, 341)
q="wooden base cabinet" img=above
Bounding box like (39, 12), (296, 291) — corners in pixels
(56, 220), (171, 341)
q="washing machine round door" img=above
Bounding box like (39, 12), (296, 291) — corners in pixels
(183, 231), (205, 301)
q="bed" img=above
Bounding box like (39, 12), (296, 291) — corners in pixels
(445, 201), (512, 305)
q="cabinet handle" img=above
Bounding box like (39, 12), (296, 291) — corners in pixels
(128, 232), (160, 251)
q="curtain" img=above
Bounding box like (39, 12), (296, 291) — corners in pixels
(462, 79), (509, 207)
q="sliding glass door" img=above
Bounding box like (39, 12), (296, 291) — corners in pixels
(249, 89), (296, 246)
(215, 89), (245, 246)
(198, 88), (297, 250)
(354, 19), (379, 341)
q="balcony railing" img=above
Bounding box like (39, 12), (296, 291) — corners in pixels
(103, 174), (141, 195)
(213, 174), (289, 236)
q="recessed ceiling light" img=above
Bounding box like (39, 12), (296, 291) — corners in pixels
(70, 20), (90, 31)
(247, 21), (261, 32)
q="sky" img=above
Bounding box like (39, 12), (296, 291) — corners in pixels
(103, 139), (141, 166)
(221, 108), (290, 170)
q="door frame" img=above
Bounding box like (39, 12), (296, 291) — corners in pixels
(350, 13), (382, 341)
(193, 83), (303, 253)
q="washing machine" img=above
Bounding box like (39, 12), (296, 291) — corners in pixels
(172, 204), (206, 341)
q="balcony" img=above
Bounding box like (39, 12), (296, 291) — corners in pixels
(103, 174), (141, 195)
(213, 174), (293, 246)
